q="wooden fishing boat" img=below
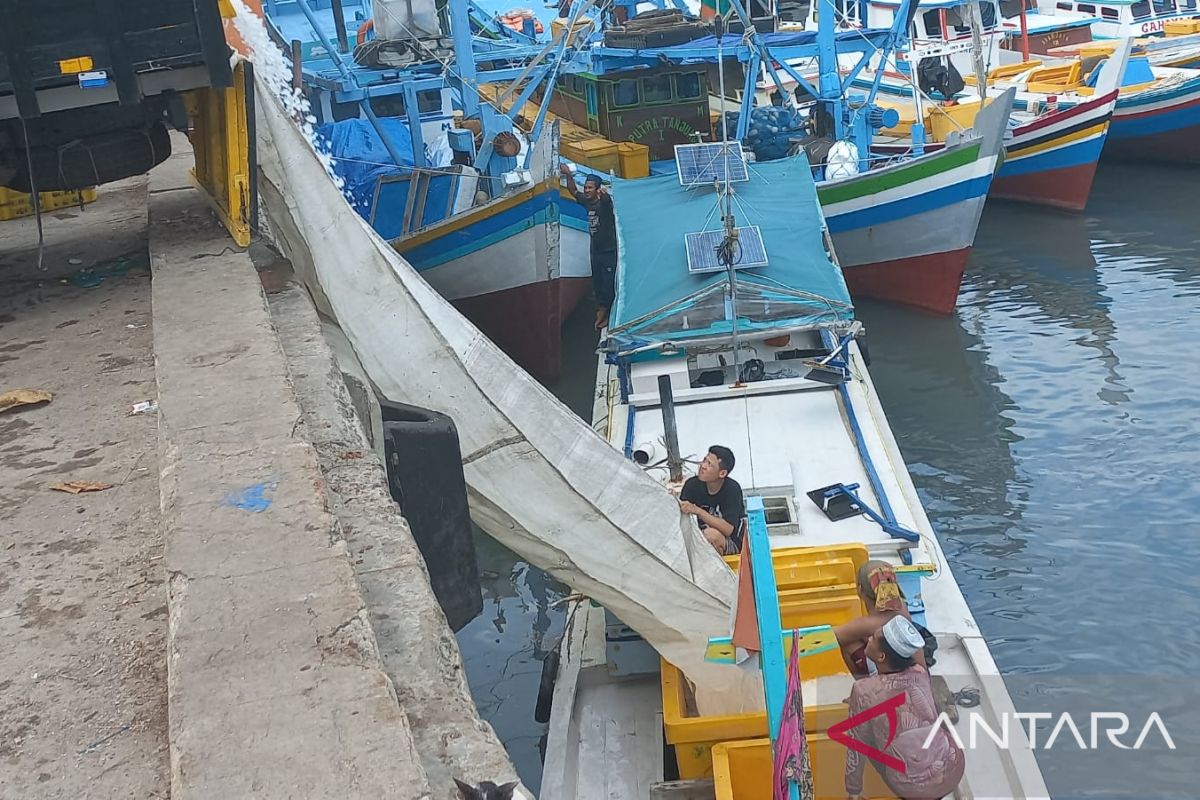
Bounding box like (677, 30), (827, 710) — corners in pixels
(844, 0), (1200, 165)
(1033, 0), (1200, 42)
(986, 52), (1200, 163)
(554, 10), (1014, 316)
(814, 102), (1011, 312)
(854, 41), (1131, 211)
(540, 135), (1049, 800)
(261, 0), (592, 381)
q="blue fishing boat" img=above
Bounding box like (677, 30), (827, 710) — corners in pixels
(258, 0), (592, 380)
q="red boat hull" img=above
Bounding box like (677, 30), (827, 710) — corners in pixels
(453, 277), (591, 382)
(841, 247), (970, 316)
(990, 161), (1099, 213)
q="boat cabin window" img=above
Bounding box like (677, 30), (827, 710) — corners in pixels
(611, 78), (640, 107)
(980, 1), (997, 26)
(1152, 0), (1176, 14)
(998, 0), (1035, 18)
(1182, 0), (1197, 11)
(641, 75), (674, 104)
(1101, 5), (1120, 16)
(1131, 0), (1151, 16)
(921, 9), (942, 37)
(945, 6), (971, 33)
(674, 72), (704, 100)
(562, 75), (583, 96)
(362, 90), (444, 119)
(1077, 3), (1096, 12)
(1057, 2), (1072, 9)
(368, 94), (406, 119)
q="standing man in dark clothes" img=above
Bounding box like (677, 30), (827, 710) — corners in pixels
(679, 445), (746, 555)
(561, 165), (618, 330)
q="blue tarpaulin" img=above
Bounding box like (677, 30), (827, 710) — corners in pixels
(316, 117), (423, 216)
(608, 155), (852, 347)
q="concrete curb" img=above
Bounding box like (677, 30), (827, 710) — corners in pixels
(266, 279), (526, 800)
(149, 144), (431, 799)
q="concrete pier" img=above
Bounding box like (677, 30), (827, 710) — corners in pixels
(266, 275), (524, 798)
(1, 138), (520, 798)
(0, 176), (168, 799)
(149, 149), (432, 798)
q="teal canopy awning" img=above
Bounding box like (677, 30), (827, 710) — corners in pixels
(606, 155), (854, 349)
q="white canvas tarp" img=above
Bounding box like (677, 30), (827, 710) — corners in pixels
(254, 77), (762, 714)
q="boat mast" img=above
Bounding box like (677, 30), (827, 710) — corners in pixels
(450, 0), (481, 117)
(1018, 0), (1031, 61)
(714, 13), (743, 384)
(968, 0), (989, 98)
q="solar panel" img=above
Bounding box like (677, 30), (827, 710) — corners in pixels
(685, 226), (769, 274)
(675, 142), (750, 187)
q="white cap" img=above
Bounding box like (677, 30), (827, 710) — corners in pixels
(882, 616), (924, 659)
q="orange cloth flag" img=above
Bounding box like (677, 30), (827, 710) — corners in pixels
(730, 535), (761, 655)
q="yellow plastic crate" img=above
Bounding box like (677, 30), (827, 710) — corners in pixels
(713, 735), (899, 800)
(562, 137), (620, 176)
(723, 543), (869, 589)
(616, 141), (650, 178)
(551, 16), (593, 44)
(927, 99), (985, 143)
(661, 592), (866, 779)
(663, 664), (850, 780)
(1165, 18), (1200, 35)
(0, 187), (97, 221)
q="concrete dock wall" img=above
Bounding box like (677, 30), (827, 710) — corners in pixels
(149, 147), (432, 798)
(264, 262), (525, 800)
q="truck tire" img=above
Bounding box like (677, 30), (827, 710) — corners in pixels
(8, 122), (172, 193)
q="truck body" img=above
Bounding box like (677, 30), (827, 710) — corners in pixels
(0, 0), (233, 192)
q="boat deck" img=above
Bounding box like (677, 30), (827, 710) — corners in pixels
(548, 605), (1045, 799)
(546, 330), (1050, 799)
(611, 346), (929, 559)
(542, 604), (665, 800)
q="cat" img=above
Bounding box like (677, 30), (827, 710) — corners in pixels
(453, 778), (520, 800)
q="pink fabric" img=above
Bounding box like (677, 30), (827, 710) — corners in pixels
(773, 632), (814, 800)
(843, 665), (966, 798)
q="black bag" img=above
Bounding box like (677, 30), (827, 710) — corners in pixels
(913, 621), (939, 669)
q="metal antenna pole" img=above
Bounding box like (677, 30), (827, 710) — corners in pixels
(714, 14), (742, 385)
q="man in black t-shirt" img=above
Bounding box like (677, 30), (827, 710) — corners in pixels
(680, 445), (746, 556)
(561, 166), (617, 330)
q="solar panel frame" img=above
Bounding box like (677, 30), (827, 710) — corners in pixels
(684, 225), (769, 274)
(675, 142), (750, 187)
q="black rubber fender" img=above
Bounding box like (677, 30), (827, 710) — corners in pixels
(534, 648), (561, 724)
(380, 400), (482, 632)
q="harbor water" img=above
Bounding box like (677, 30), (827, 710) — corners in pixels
(454, 161), (1200, 796)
